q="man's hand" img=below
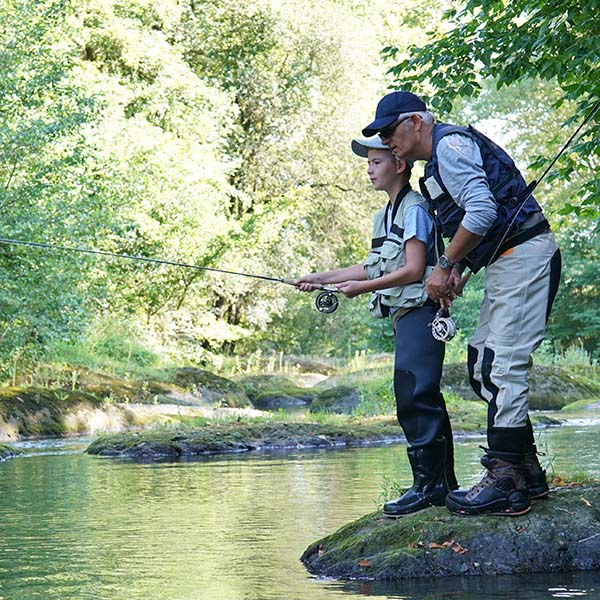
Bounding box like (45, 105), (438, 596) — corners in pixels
(426, 265), (452, 301)
(336, 280), (365, 298)
(451, 270), (471, 297)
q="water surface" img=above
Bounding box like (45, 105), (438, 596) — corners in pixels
(1, 422), (600, 599)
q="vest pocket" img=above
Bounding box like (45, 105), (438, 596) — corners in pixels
(364, 251), (381, 280)
(380, 240), (405, 273)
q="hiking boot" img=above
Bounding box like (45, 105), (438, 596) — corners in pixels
(523, 449), (549, 499)
(446, 454), (530, 516)
(384, 438), (450, 517)
(481, 449), (549, 499)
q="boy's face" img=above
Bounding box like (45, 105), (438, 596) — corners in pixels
(366, 149), (400, 191)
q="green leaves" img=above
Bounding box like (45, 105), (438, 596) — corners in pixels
(385, 0), (600, 212)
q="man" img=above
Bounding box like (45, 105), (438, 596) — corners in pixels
(362, 91), (562, 516)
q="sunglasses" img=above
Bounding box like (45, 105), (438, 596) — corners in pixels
(379, 115), (412, 139)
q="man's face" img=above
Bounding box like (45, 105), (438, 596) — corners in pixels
(366, 149), (400, 191)
(379, 115), (420, 160)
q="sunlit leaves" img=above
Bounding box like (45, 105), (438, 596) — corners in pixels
(385, 0), (600, 211)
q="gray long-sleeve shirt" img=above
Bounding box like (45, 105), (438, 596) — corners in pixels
(436, 133), (498, 236)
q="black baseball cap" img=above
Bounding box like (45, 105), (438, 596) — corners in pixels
(362, 91), (427, 137)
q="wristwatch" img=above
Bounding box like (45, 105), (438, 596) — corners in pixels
(437, 254), (456, 270)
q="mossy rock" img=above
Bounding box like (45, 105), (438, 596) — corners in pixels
(561, 398), (600, 413)
(0, 387), (104, 438)
(165, 368), (251, 408)
(310, 386), (361, 414)
(86, 420), (406, 459)
(441, 363), (600, 410)
(251, 393), (312, 411)
(75, 370), (204, 406)
(280, 355), (339, 375)
(0, 443), (21, 461)
(235, 374), (314, 407)
(314, 367), (391, 391)
(302, 484), (600, 580)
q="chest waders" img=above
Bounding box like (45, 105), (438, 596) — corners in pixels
(372, 187), (459, 518)
(443, 100), (600, 517)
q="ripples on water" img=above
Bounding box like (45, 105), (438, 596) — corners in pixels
(0, 424), (599, 599)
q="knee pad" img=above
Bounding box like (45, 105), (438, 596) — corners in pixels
(481, 346), (498, 396)
(467, 344), (486, 401)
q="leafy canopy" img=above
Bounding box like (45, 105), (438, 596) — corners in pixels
(384, 0), (600, 215)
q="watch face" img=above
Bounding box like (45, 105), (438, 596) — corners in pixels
(439, 256), (451, 269)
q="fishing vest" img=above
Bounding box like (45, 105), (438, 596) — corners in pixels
(419, 123), (543, 273)
(364, 187), (437, 319)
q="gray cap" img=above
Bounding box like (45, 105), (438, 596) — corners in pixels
(351, 137), (389, 158)
(351, 137), (414, 167)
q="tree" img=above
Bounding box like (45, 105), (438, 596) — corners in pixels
(0, 0), (97, 361)
(384, 0), (600, 216)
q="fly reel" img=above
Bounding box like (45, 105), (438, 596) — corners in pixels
(429, 309), (457, 342)
(315, 290), (339, 314)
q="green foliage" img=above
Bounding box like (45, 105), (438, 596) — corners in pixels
(384, 0), (600, 213)
(0, 0), (596, 370)
(0, 0), (97, 363)
(546, 223), (600, 359)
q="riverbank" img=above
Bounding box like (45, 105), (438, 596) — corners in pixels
(0, 443), (20, 461)
(0, 360), (598, 460)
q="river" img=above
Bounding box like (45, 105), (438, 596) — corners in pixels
(1, 420), (600, 599)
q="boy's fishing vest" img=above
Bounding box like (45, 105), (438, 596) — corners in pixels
(419, 123), (544, 273)
(364, 188), (437, 318)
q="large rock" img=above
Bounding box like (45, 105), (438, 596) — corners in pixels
(0, 387), (107, 439)
(310, 386), (361, 414)
(301, 484), (600, 580)
(235, 374), (313, 410)
(441, 363), (600, 410)
(0, 443), (20, 461)
(166, 368), (251, 408)
(86, 420), (405, 459)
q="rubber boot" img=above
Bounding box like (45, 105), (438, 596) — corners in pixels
(446, 451), (530, 516)
(523, 446), (549, 499)
(383, 438), (449, 517)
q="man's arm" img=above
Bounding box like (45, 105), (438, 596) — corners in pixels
(426, 134), (496, 302)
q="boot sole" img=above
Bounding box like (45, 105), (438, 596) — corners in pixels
(449, 504), (531, 517)
(383, 499), (447, 518)
(531, 490), (550, 500)
(446, 495), (531, 517)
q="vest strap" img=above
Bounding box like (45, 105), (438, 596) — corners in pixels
(494, 218), (550, 262)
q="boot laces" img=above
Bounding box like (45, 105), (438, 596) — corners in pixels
(467, 467), (503, 497)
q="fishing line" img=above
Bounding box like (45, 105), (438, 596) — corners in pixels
(0, 237), (340, 314)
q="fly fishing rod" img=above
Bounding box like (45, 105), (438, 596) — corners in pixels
(0, 237), (341, 314)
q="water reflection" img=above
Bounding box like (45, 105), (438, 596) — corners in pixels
(0, 424), (599, 599)
(332, 571), (600, 598)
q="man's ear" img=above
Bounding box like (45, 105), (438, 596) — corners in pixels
(411, 114), (422, 132)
